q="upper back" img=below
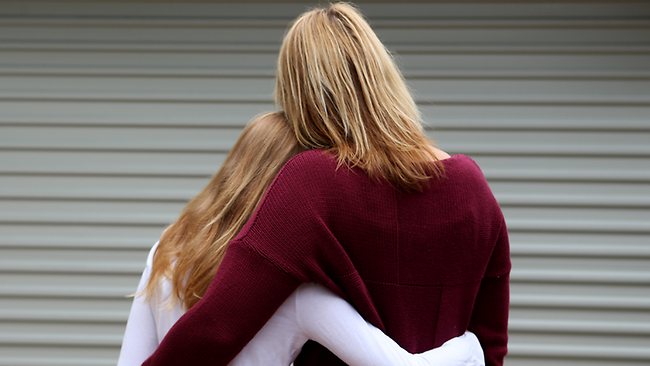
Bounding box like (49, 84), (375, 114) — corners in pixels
(292, 150), (504, 287)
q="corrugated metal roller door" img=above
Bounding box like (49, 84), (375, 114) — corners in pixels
(1, 1), (648, 365)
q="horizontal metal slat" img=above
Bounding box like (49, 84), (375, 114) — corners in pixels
(0, 99), (275, 127)
(3, 17), (650, 28)
(2, 21), (648, 46)
(2, 226), (647, 261)
(511, 243), (650, 258)
(475, 155), (650, 183)
(0, 334), (119, 347)
(0, 296), (130, 322)
(0, 150), (225, 176)
(0, 283), (134, 299)
(438, 130), (650, 157)
(3, 49), (649, 74)
(3, 126), (650, 157)
(503, 206), (650, 231)
(2, 43), (650, 54)
(0, 260), (143, 275)
(512, 269), (650, 285)
(0, 308), (127, 323)
(1, 100), (648, 130)
(9, 307), (646, 333)
(510, 306), (650, 325)
(505, 218), (650, 234)
(0, 125), (239, 152)
(1, 197), (648, 232)
(3, 2), (649, 20)
(0, 200), (183, 225)
(7, 77), (643, 102)
(3, 152), (650, 181)
(0, 358), (112, 366)
(0, 342), (119, 366)
(2, 92), (649, 105)
(0, 175), (205, 201)
(5, 260), (647, 284)
(511, 294), (650, 310)
(0, 223), (164, 249)
(508, 343), (650, 361)
(509, 318), (650, 335)
(3, 177), (649, 209)
(426, 104), (650, 131)
(3, 66), (650, 80)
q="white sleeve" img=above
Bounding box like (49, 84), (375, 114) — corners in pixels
(116, 243), (161, 366)
(295, 283), (485, 366)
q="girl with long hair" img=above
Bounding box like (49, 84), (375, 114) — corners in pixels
(117, 112), (484, 365)
(143, 2), (510, 365)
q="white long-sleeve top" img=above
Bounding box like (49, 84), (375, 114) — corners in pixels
(118, 241), (484, 366)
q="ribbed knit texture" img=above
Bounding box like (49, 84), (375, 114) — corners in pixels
(143, 149), (511, 366)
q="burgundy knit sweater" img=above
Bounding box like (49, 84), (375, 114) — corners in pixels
(142, 149), (511, 366)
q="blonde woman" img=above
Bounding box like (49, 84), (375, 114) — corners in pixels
(118, 112), (484, 366)
(143, 2), (510, 366)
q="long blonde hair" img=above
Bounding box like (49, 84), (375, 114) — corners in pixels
(145, 112), (303, 309)
(275, 2), (444, 191)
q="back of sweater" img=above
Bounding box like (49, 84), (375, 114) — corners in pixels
(240, 150), (510, 366)
(142, 149), (510, 366)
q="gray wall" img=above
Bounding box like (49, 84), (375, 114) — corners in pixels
(1, 1), (649, 365)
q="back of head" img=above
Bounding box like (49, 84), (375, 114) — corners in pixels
(147, 111), (303, 309)
(275, 2), (444, 191)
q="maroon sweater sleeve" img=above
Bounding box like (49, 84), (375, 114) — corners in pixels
(142, 151), (345, 365)
(468, 214), (511, 366)
(140, 241), (301, 365)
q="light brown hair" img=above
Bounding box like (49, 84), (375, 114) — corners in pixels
(275, 2), (444, 191)
(145, 112), (303, 309)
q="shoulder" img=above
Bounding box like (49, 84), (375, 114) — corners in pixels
(440, 154), (502, 207)
(445, 154), (490, 183)
(231, 150), (335, 244)
(278, 149), (338, 178)
(264, 149), (339, 196)
(145, 240), (160, 268)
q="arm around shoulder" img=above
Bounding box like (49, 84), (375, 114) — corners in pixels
(142, 240), (302, 365)
(142, 150), (344, 365)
